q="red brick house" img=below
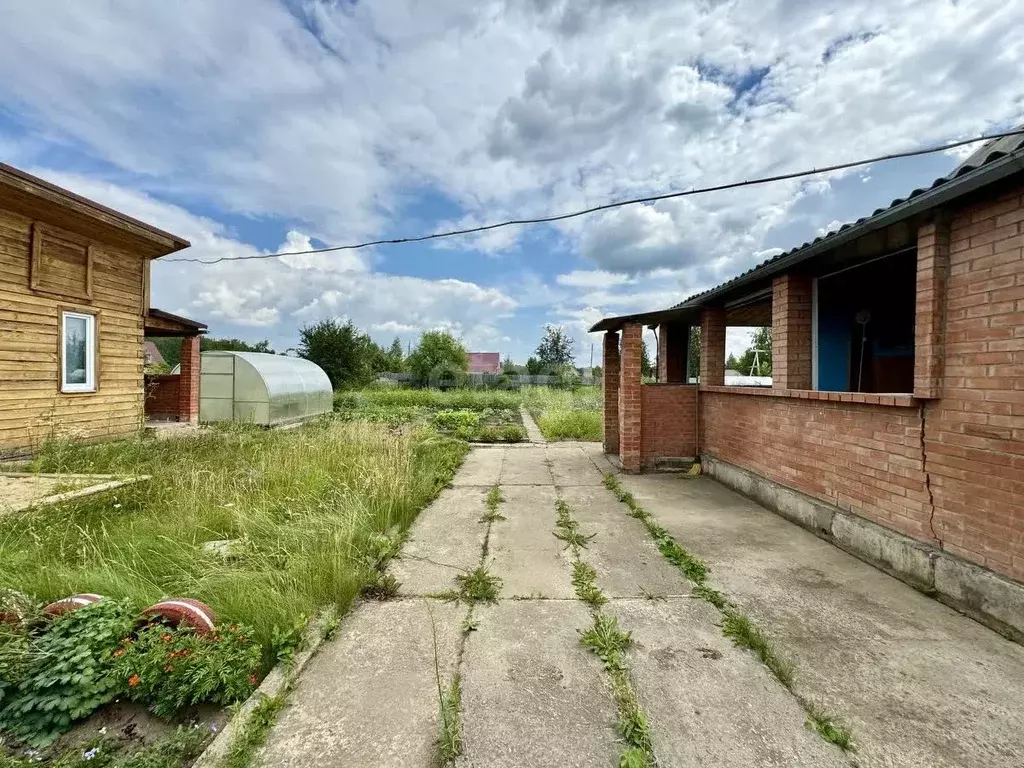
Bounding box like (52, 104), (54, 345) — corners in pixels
(467, 352), (501, 374)
(592, 132), (1024, 637)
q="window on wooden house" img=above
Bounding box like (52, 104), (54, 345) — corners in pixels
(61, 311), (97, 393)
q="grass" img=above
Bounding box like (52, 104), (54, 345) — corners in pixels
(720, 610), (795, 690)
(0, 422), (467, 666)
(452, 567), (501, 604)
(571, 561), (607, 608)
(436, 673), (462, 766)
(221, 691), (287, 768)
(479, 486), (506, 523)
(804, 703), (856, 751)
(521, 387), (602, 442)
(580, 614), (632, 671)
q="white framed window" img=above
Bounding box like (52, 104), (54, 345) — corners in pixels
(61, 311), (97, 393)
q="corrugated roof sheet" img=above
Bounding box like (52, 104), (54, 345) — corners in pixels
(667, 128), (1024, 310)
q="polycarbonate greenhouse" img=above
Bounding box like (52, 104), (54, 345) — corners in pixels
(198, 351), (333, 426)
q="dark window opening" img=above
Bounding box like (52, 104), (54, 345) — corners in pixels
(816, 251), (916, 393)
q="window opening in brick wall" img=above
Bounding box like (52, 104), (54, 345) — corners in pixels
(815, 249), (916, 393)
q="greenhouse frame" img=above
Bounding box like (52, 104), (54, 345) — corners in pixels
(198, 351), (333, 426)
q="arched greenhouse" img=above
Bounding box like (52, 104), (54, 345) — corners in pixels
(197, 352), (333, 426)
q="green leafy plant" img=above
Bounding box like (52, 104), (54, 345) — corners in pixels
(0, 600), (137, 747)
(805, 703), (856, 752)
(453, 567), (501, 604)
(571, 561), (607, 608)
(500, 425), (527, 443)
(431, 410), (480, 434)
(480, 486), (506, 523)
(361, 571), (401, 601)
(721, 610), (794, 690)
(580, 614), (632, 672)
(113, 623), (261, 719)
(222, 692), (287, 768)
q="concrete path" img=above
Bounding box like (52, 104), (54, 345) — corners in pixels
(518, 407), (545, 443)
(259, 444), (1024, 767)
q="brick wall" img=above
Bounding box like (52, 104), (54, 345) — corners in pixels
(641, 385), (696, 465)
(700, 308), (725, 386)
(700, 390), (934, 543)
(179, 336), (200, 424)
(145, 374), (180, 420)
(927, 185), (1024, 579)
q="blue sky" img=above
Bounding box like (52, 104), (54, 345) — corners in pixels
(1, 0), (1022, 363)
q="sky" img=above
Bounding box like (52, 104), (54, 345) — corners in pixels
(1, 0), (1023, 364)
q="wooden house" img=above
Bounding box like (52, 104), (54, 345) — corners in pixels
(0, 163), (205, 458)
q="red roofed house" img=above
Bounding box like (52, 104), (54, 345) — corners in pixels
(467, 352), (501, 374)
(591, 131), (1024, 638)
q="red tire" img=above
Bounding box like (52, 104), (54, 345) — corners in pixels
(43, 593), (103, 616)
(141, 598), (217, 635)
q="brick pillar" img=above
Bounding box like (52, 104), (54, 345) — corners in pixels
(699, 308), (726, 386)
(619, 323), (643, 472)
(657, 323), (688, 383)
(178, 336), (200, 424)
(914, 218), (950, 398)
(771, 275), (813, 390)
(602, 331), (620, 455)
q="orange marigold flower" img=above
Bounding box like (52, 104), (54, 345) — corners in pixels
(248, 674), (258, 685)
(164, 664), (175, 672)
(161, 633), (172, 643)
(113, 648), (125, 658)
(128, 674), (140, 687)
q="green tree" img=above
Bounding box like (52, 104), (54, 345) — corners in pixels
(641, 340), (654, 378)
(525, 356), (544, 376)
(734, 327), (772, 376)
(298, 319), (376, 389)
(535, 325), (575, 368)
(688, 326), (701, 381)
(383, 337), (405, 372)
(406, 330), (469, 385)
(725, 353), (740, 372)
(202, 337), (274, 354)
(501, 355), (518, 374)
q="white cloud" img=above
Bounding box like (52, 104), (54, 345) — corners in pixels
(2, 0), (1024, 359)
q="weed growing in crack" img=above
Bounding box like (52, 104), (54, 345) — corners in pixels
(611, 669), (654, 763)
(804, 703), (856, 752)
(638, 587), (667, 601)
(693, 584), (728, 610)
(721, 610), (795, 690)
(454, 566), (502, 603)
(555, 499), (596, 551)
(572, 561), (608, 608)
(223, 690), (288, 768)
(437, 672), (463, 765)
(480, 485), (507, 523)
(651, 532), (708, 584)
(361, 571), (401, 600)
(580, 613), (632, 671)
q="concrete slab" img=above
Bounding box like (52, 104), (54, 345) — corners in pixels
(458, 600), (620, 768)
(619, 473), (1024, 768)
(260, 599), (462, 768)
(498, 445), (553, 485)
(613, 598), (848, 767)
(392, 486), (487, 596)
(559, 485), (688, 598)
(451, 447), (505, 487)
(547, 444), (605, 486)
(488, 484), (573, 599)
(578, 443), (617, 474)
(518, 407), (545, 443)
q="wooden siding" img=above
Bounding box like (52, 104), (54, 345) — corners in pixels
(0, 208), (146, 456)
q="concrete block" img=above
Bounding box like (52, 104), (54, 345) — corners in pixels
(934, 554), (1024, 643)
(831, 512), (935, 591)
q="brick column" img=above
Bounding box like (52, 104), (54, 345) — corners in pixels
(771, 275), (813, 390)
(178, 336), (200, 424)
(914, 218), (950, 398)
(602, 331), (620, 455)
(619, 323), (643, 472)
(699, 308), (726, 386)
(657, 322), (688, 383)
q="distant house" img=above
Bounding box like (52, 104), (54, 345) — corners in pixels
(467, 352), (501, 374)
(0, 162), (206, 456)
(143, 341), (165, 367)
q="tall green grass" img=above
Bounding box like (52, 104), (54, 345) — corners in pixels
(0, 422), (467, 660)
(336, 388), (521, 411)
(520, 387), (602, 442)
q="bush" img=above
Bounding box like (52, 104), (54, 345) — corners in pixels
(114, 623), (261, 719)
(0, 600), (138, 747)
(501, 425), (527, 443)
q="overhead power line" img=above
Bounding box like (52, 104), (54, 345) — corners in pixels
(165, 127), (1024, 265)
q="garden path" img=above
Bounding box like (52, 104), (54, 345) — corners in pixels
(259, 444), (1024, 767)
